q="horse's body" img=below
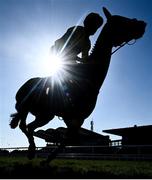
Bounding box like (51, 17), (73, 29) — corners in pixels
(10, 7), (146, 160)
(15, 68), (98, 121)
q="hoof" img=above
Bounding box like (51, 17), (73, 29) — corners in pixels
(9, 117), (19, 129)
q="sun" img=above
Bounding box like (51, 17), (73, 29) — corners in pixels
(39, 52), (65, 76)
(49, 53), (64, 75)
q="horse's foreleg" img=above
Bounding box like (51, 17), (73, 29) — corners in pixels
(46, 123), (81, 162)
(64, 118), (84, 145)
(44, 141), (65, 164)
(45, 118), (84, 164)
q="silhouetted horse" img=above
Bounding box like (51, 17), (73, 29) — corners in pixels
(10, 7), (146, 160)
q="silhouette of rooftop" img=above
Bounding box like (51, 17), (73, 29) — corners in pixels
(34, 127), (109, 146)
(103, 125), (152, 146)
(103, 125), (152, 136)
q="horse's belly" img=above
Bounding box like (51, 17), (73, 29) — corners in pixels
(57, 91), (98, 120)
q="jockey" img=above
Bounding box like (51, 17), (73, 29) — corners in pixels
(51, 12), (103, 63)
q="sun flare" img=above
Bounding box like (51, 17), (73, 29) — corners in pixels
(49, 54), (64, 75)
(39, 52), (65, 76)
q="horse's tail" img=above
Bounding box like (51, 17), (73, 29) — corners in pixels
(10, 112), (21, 129)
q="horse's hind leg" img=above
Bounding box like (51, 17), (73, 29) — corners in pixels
(27, 114), (54, 132)
(10, 111), (35, 159)
(26, 114), (54, 159)
(18, 112), (28, 134)
(17, 111), (36, 159)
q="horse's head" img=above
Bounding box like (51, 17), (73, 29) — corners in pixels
(103, 7), (146, 47)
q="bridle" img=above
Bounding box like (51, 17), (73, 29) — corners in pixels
(112, 39), (136, 55)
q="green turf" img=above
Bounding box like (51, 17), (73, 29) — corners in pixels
(0, 157), (152, 178)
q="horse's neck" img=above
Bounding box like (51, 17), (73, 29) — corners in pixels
(89, 24), (113, 89)
(90, 22), (114, 65)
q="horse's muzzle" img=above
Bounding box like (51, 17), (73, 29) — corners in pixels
(134, 21), (147, 40)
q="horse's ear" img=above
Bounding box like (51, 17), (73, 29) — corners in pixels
(103, 7), (112, 20)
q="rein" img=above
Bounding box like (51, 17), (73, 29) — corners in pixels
(111, 39), (136, 55)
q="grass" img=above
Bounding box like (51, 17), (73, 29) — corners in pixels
(0, 156), (152, 178)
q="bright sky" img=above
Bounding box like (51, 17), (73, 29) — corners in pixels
(0, 0), (152, 148)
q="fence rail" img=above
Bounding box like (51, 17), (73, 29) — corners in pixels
(1, 145), (152, 160)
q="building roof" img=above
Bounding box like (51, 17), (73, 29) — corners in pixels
(103, 125), (152, 136)
(34, 127), (108, 143)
